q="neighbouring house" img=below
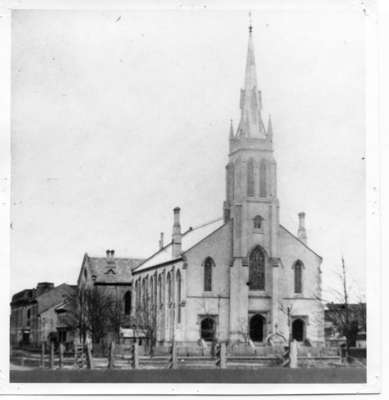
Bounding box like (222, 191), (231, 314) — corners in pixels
(10, 282), (76, 348)
(76, 251), (144, 344)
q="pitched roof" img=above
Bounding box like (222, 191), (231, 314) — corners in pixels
(133, 218), (225, 273)
(85, 256), (144, 284)
(37, 283), (76, 314)
(279, 224), (322, 260)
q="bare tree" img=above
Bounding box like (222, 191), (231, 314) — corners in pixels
(133, 299), (158, 355)
(69, 287), (117, 346)
(316, 257), (365, 359)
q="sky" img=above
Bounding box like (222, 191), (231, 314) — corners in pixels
(11, 6), (366, 301)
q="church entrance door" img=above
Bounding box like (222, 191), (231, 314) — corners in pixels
(249, 314), (265, 342)
(201, 317), (215, 342)
(292, 318), (305, 342)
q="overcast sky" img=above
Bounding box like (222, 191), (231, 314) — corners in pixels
(11, 6), (365, 301)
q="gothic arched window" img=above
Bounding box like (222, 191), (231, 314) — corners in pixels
(204, 257), (214, 292)
(158, 274), (163, 306)
(294, 260), (303, 294)
(176, 270), (182, 323)
(247, 158), (255, 197)
(260, 159), (267, 197)
(249, 246), (266, 290)
(150, 276), (154, 305)
(253, 215), (263, 229)
(124, 291), (132, 315)
(167, 272), (172, 304)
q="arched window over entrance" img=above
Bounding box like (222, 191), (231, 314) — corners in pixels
(200, 317), (216, 342)
(292, 318), (305, 342)
(124, 291), (132, 315)
(294, 260), (303, 294)
(249, 246), (266, 290)
(247, 158), (255, 197)
(249, 314), (266, 342)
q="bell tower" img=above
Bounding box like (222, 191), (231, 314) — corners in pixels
(226, 22), (281, 341)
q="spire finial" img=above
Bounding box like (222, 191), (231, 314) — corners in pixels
(248, 11), (253, 34)
(267, 114), (273, 140)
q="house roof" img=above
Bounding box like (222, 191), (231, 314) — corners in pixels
(37, 283), (77, 314)
(133, 218), (225, 274)
(85, 256), (144, 284)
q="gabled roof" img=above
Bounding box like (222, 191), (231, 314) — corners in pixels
(133, 218), (225, 274)
(279, 224), (322, 260)
(37, 283), (76, 315)
(84, 255), (144, 284)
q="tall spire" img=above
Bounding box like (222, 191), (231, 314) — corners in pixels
(237, 18), (266, 138)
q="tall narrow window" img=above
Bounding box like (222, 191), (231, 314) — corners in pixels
(260, 159), (267, 197)
(294, 260), (303, 294)
(227, 163), (235, 201)
(249, 246), (266, 290)
(176, 270), (182, 323)
(150, 276), (154, 305)
(247, 158), (255, 197)
(158, 274), (163, 306)
(135, 281), (139, 309)
(204, 257), (214, 292)
(154, 272), (158, 306)
(142, 278), (146, 309)
(124, 291), (132, 315)
(167, 272), (172, 304)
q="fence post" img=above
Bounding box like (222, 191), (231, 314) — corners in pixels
(85, 341), (93, 369)
(131, 342), (139, 369)
(49, 342), (55, 369)
(59, 343), (64, 369)
(108, 341), (115, 369)
(168, 341), (177, 369)
(40, 342), (45, 368)
(220, 342), (227, 369)
(289, 339), (298, 369)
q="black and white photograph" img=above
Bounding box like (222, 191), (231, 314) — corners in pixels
(0, 0), (383, 396)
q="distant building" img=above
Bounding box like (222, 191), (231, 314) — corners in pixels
(10, 282), (76, 348)
(76, 251), (144, 342)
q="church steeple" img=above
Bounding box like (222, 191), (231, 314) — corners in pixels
(236, 23), (266, 138)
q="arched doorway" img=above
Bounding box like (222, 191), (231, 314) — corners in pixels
(201, 318), (215, 342)
(292, 318), (305, 342)
(249, 314), (266, 342)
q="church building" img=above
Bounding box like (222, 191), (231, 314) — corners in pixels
(128, 25), (324, 347)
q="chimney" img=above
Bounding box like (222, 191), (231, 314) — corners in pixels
(159, 232), (164, 250)
(297, 212), (307, 244)
(172, 207), (182, 258)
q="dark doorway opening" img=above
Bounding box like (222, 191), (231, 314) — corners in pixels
(249, 314), (266, 342)
(292, 318), (305, 342)
(201, 317), (215, 342)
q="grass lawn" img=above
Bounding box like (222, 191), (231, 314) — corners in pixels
(10, 367), (366, 384)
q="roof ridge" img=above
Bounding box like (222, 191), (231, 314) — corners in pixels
(279, 224), (322, 260)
